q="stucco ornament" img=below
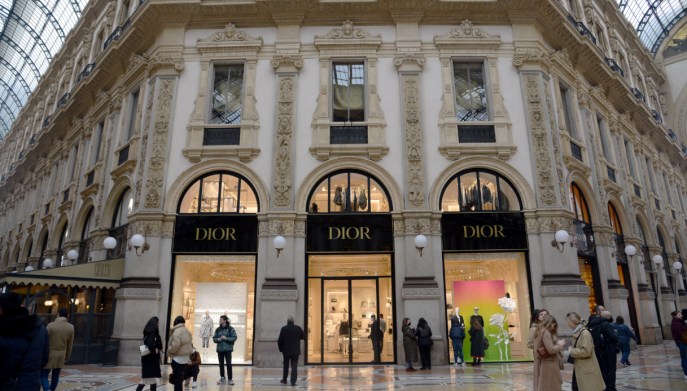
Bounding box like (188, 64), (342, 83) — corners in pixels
(436, 19), (500, 40)
(316, 20), (381, 40)
(273, 74), (297, 207)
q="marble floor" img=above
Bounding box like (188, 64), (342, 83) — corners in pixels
(53, 341), (685, 390)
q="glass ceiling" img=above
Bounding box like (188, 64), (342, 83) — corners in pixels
(0, 0), (88, 140)
(617, 0), (687, 56)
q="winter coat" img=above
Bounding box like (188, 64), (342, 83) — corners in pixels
(527, 324), (537, 349)
(278, 322), (305, 356)
(0, 313), (49, 391)
(469, 327), (485, 357)
(672, 317), (687, 343)
(587, 316), (618, 357)
(141, 331), (163, 379)
(213, 325), (237, 353)
(45, 317), (74, 369)
(533, 329), (563, 391)
(167, 323), (193, 358)
(449, 315), (465, 340)
(611, 323), (637, 345)
(416, 325), (432, 347)
(402, 324), (418, 363)
(569, 327), (605, 391)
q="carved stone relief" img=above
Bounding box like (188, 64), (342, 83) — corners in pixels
(144, 78), (175, 209)
(400, 77), (425, 208)
(524, 75), (557, 206)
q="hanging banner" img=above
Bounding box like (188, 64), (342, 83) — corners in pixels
(173, 215), (258, 253)
(307, 214), (393, 252)
(441, 212), (527, 251)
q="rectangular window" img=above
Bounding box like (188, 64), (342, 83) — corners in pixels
(624, 138), (636, 177)
(67, 145), (78, 183)
(210, 64), (244, 125)
(92, 120), (104, 165)
(645, 157), (657, 193)
(662, 173), (672, 204)
(332, 62), (365, 122)
(559, 84), (578, 139)
(596, 115), (613, 162)
(453, 62), (488, 122)
(126, 90), (139, 140)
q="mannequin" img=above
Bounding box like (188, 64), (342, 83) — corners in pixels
(199, 310), (214, 356)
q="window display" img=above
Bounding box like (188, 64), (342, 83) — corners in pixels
(171, 255), (255, 364)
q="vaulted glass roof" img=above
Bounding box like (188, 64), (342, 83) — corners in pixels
(617, 0), (687, 56)
(0, 0), (88, 140)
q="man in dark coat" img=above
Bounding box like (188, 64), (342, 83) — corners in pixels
(369, 314), (383, 363)
(277, 315), (305, 386)
(0, 292), (49, 391)
(588, 310), (619, 391)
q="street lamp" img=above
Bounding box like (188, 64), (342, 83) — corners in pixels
(414, 234), (427, 257)
(667, 261), (683, 310)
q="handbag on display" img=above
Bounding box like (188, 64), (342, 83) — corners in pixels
(483, 337), (489, 350)
(139, 344), (151, 356)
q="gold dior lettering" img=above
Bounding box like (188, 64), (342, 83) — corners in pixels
(195, 227), (237, 241)
(328, 226), (372, 240)
(463, 225), (505, 239)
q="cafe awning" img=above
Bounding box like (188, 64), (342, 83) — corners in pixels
(0, 259), (125, 289)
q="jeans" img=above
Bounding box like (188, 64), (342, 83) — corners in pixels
(40, 368), (61, 391)
(218, 351), (233, 380)
(171, 360), (185, 391)
(619, 341), (631, 364)
(677, 342), (687, 376)
(451, 338), (464, 363)
(597, 353), (617, 391)
(282, 354), (299, 385)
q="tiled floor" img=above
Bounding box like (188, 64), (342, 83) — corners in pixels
(54, 341), (685, 390)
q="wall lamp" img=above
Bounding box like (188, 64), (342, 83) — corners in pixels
(551, 229), (572, 253)
(650, 254), (664, 269)
(273, 235), (286, 258)
(42, 258), (54, 269)
(414, 234), (428, 257)
(103, 231), (149, 256)
(624, 245), (637, 262)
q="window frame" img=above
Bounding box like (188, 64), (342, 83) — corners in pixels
(452, 60), (490, 123)
(208, 63), (246, 126)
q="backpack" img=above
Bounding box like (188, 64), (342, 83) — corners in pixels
(589, 322), (606, 350)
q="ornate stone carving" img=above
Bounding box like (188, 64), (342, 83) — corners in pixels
(525, 76), (557, 205)
(200, 23), (261, 43)
(551, 49), (574, 70)
(401, 78), (425, 207)
(435, 19), (499, 40)
(273, 75), (296, 207)
(271, 55), (303, 70)
(404, 218), (430, 234)
(512, 48), (551, 69)
(315, 20), (380, 40)
(144, 78), (175, 208)
(126, 54), (148, 74)
(393, 53), (426, 68)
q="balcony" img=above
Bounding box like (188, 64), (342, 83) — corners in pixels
(631, 87), (645, 102)
(458, 125), (496, 143)
(570, 141), (583, 162)
(651, 110), (662, 123)
(117, 145), (130, 166)
(57, 93), (71, 109)
(605, 57), (625, 78)
(573, 220), (595, 256)
(42, 115), (52, 128)
(77, 63), (96, 82)
(330, 126), (369, 144)
(203, 127), (240, 145)
(668, 129), (677, 141)
(566, 14), (597, 45)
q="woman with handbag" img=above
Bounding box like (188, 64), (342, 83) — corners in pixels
(167, 316), (193, 391)
(565, 312), (604, 391)
(136, 317), (163, 391)
(415, 318), (433, 370)
(401, 318), (418, 371)
(468, 310), (485, 367)
(533, 314), (566, 391)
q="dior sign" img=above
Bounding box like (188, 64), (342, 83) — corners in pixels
(442, 212), (527, 251)
(173, 215), (258, 253)
(307, 214), (393, 252)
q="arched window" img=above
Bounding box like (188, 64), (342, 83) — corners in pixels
(307, 170), (391, 213)
(178, 172), (259, 214)
(112, 188), (134, 228)
(570, 183), (590, 223)
(79, 208), (94, 264)
(609, 203), (626, 263)
(440, 169), (521, 212)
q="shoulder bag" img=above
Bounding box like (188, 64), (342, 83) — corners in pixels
(140, 336), (151, 356)
(537, 341), (552, 358)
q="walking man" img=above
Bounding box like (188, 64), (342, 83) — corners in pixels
(42, 308), (74, 391)
(278, 315), (305, 387)
(369, 314), (383, 363)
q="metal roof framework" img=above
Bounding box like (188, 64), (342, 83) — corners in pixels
(0, 0), (88, 140)
(617, 0), (687, 56)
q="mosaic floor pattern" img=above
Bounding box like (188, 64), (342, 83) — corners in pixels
(54, 341), (686, 390)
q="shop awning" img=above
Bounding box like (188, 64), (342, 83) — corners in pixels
(0, 259), (125, 289)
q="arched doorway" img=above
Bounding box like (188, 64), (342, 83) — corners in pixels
(439, 169), (530, 363)
(170, 171), (260, 364)
(571, 183), (602, 314)
(304, 169), (395, 364)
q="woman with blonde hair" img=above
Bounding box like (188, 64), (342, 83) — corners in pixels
(566, 312), (604, 390)
(533, 314), (566, 391)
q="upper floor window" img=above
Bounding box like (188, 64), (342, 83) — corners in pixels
(662, 172), (673, 205)
(596, 115), (613, 163)
(332, 62), (365, 123)
(609, 203), (623, 235)
(623, 138), (636, 177)
(91, 120), (104, 165)
(644, 157), (657, 193)
(440, 169), (522, 212)
(453, 62), (488, 122)
(570, 183), (591, 223)
(210, 64), (244, 125)
(307, 170), (391, 213)
(559, 83), (578, 139)
(178, 171), (258, 214)
(112, 188), (133, 228)
(126, 89), (140, 140)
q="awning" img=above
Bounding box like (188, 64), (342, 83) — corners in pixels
(0, 259), (125, 289)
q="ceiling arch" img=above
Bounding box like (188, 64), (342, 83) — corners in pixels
(0, 0), (88, 140)
(617, 0), (687, 56)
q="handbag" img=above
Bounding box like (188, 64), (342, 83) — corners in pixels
(537, 344), (551, 358)
(483, 337), (489, 350)
(139, 344), (151, 356)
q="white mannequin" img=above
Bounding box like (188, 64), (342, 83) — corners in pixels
(199, 310), (214, 355)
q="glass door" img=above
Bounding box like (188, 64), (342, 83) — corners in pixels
(323, 279), (350, 364)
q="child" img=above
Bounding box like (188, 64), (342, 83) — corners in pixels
(183, 346), (201, 389)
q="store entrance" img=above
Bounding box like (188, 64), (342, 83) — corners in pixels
(306, 255), (393, 364)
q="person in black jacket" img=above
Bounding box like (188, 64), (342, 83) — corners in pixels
(369, 314), (383, 363)
(0, 292), (49, 391)
(277, 315), (305, 386)
(415, 318), (433, 370)
(588, 310), (618, 391)
(136, 316), (163, 391)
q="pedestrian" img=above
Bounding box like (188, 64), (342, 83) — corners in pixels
(42, 307), (74, 391)
(379, 313), (387, 354)
(449, 313), (466, 366)
(533, 314), (566, 391)
(469, 308), (485, 366)
(527, 309), (548, 350)
(415, 318), (432, 370)
(0, 292), (49, 391)
(565, 312), (604, 391)
(401, 317), (418, 371)
(588, 310), (618, 391)
(369, 314), (383, 363)
(277, 315), (305, 386)
(137, 316), (163, 391)
(183, 347), (201, 389)
(167, 316), (193, 391)
(588, 305), (604, 324)
(670, 310), (687, 380)
(611, 315), (637, 367)
(213, 315), (237, 385)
